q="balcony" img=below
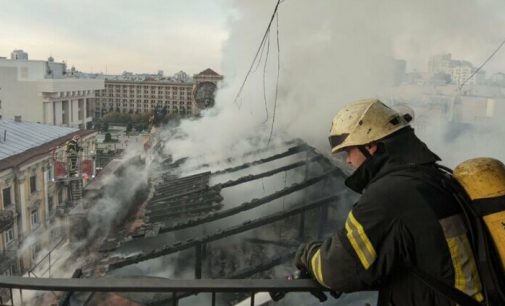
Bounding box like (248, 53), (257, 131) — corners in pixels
(0, 210), (14, 232)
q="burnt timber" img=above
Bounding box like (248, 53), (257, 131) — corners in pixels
(109, 194), (340, 269)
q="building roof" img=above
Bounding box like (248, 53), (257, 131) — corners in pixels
(197, 68), (220, 76)
(0, 119), (76, 160)
(0, 119), (96, 171)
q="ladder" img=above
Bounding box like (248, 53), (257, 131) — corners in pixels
(67, 155), (83, 204)
(70, 179), (83, 203)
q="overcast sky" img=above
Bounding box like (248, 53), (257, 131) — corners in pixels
(0, 0), (230, 75)
(1, 0), (505, 76)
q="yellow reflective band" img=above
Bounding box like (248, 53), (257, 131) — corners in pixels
(345, 221), (370, 269)
(345, 211), (377, 269)
(461, 235), (484, 302)
(310, 249), (329, 288)
(446, 234), (483, 302)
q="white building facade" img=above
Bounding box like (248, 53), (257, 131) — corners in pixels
(0, 56), (104, 129)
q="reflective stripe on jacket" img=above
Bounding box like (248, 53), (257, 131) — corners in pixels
(305, 128), (482, 306)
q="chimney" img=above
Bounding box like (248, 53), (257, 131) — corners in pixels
(14, 115), (22, 122)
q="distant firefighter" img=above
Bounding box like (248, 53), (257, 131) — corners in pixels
(65, 135), (82, 176)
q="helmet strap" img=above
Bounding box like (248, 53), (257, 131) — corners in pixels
(358, 145), (372, 159)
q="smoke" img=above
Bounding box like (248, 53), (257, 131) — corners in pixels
(86, 156), (148, 240)
(161, 0), (505, 170)
(152, 1), (505, 305)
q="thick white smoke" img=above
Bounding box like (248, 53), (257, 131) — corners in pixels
(163, 0), (505, 169)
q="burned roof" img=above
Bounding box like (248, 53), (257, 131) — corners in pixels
(77, 140), (352, 305)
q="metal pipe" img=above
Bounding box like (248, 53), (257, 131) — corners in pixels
(0, 277), (327, 293)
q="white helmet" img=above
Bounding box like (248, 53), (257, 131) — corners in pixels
(329, 99), (410, 153)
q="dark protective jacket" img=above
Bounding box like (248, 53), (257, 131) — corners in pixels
(304, 128), (483, 306)
(65, 139), (81, 155)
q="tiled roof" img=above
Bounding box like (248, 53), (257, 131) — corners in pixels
(197, 68), (220, 76)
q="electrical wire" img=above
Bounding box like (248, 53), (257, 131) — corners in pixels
(267, 10), (281, 145)
(233, 0), (282, 107)
(262, 33), (271, 124)
(459, 37), (505, 90)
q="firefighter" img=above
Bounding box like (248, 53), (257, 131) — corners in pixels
(65, 135), (82, 176)
(295, 99), (483, 306)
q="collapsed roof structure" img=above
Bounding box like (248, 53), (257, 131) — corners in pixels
(69, 140), (354, 306)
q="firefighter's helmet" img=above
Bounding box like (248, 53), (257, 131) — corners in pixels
(393, 104), (415, 123)
(329, 99), (410, 153)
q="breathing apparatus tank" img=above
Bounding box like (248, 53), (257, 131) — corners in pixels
(453, 157), (505, 273)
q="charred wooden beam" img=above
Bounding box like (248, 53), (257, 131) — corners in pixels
(154, 174), (210, 195)
(212, 144), (311, 175)
(244, 238), (299, 248)
(147, 203), (223, 223)
(108, 194), (339, 269)
(149, 187), (213, 205)
(147, 194), (223, 215)
(215, 155), (323, 189)
(156, 168), (339, 234)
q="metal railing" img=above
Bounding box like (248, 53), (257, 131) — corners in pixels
(0, 276), (327, 306)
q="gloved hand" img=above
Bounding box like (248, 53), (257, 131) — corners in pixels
(294, 241), (322, 272)
(294, 243), (310, 272)
(294, 242), (343, 302)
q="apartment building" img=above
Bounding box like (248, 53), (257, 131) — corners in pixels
(93, 68), (222, 118)
(0, 118), (96, 276)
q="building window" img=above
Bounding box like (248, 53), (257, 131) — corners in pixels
(2, 187), (12, 208)
(31, 209), (40, 226)
(58, 188), (63, 204)
(47, 165), (53, 181)
(48, 196), (54, 213)
(30, 175), (37, 193)
(4, 227), (14, 244)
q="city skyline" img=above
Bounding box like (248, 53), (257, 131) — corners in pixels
(0, 0), (230, 75)
(2, 1), (505, 76)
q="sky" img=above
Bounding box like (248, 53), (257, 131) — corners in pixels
(0, 0), (231, 75)
(1, 1), (505, 76)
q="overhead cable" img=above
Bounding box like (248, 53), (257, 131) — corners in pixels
(233, 0), (282, 107)
(459, 37), (505, 90)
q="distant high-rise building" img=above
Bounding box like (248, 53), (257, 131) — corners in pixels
(428, 53), (483, 86)
(428, 53), (452, 75)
